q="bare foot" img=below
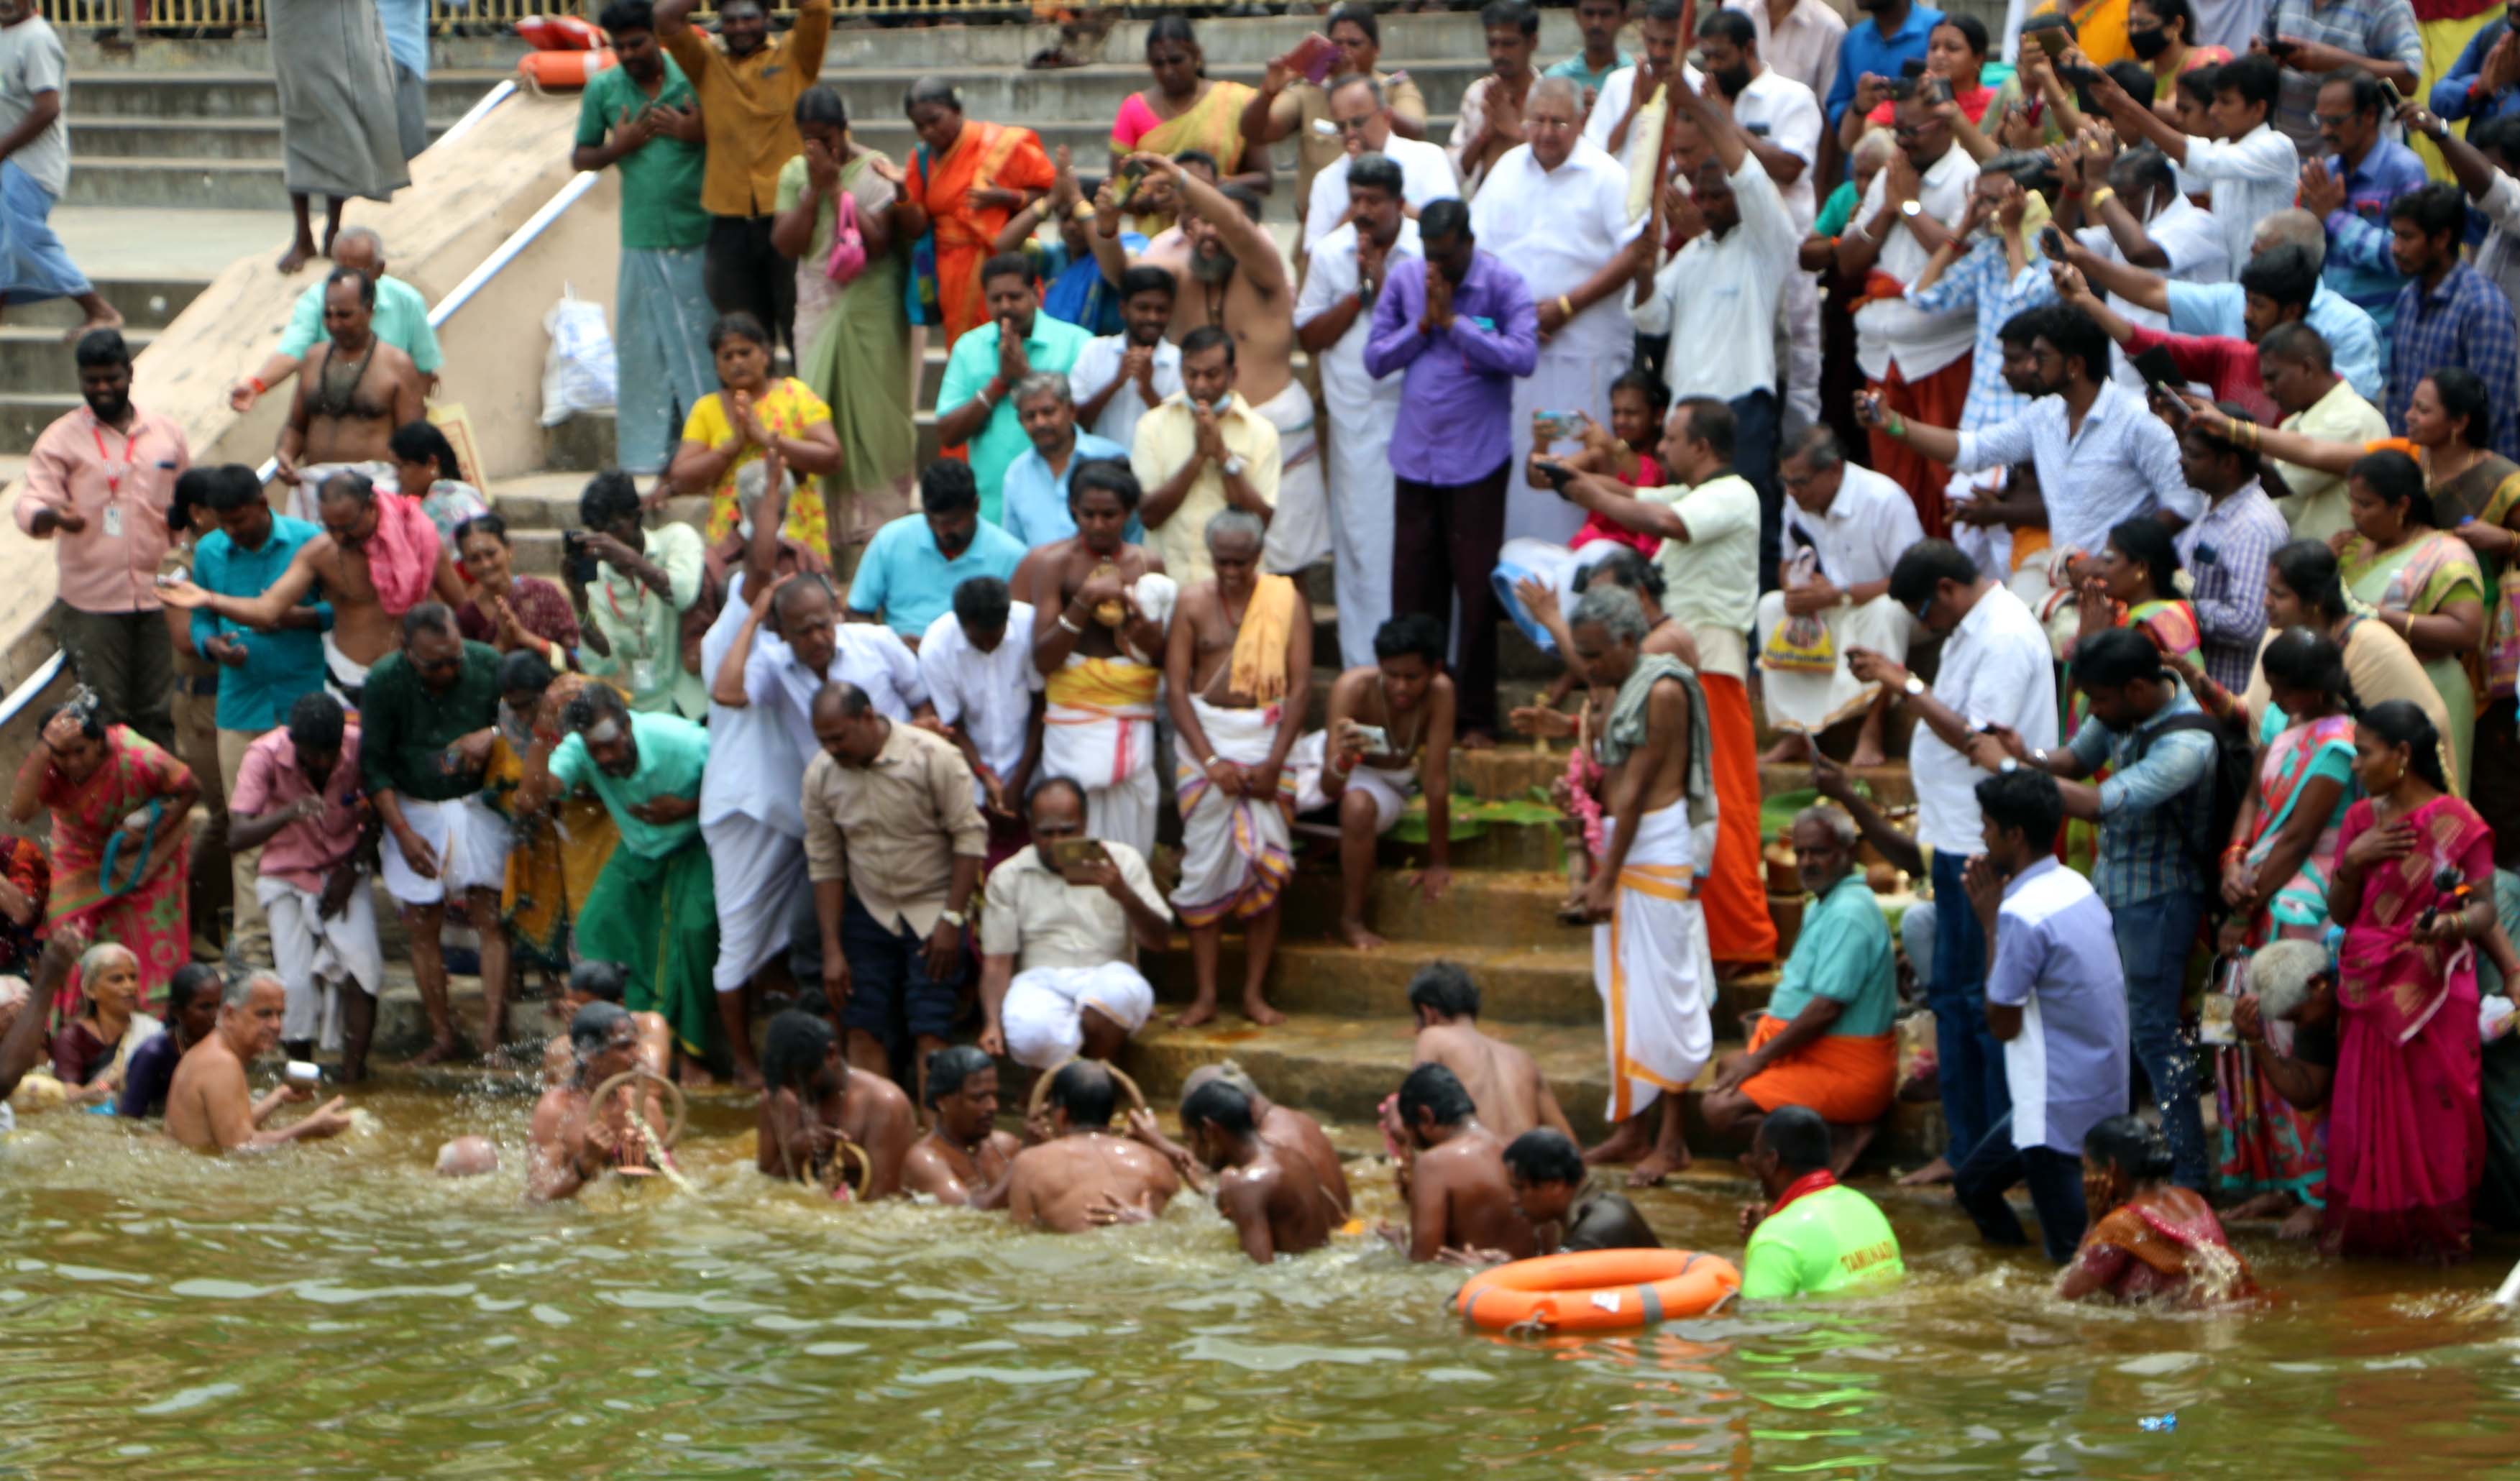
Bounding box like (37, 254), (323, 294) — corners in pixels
(727, 1064), (765, 1093)
(1173, 999), (1219, 1030)
(2225, 1190), (2299, 1221)
(1759, 733), (1813, 765)
(1583, 1119), (1654, 1166)
(1240, 993), (1287, 1027)
(1628, 1144), (1690, 1186)
(2276, 1202), (2322, 1241)
(277, 238), (316, 273)
(1848, 738), (1889, 769)
(63, 307), (123, 345)
(1336, 919), (1388, 951)
(407, 1036), (463, 1067)
(1896, 1155), (1953, 1187)
(1457, 729), (1498, 751)
(677, 1063), (719, 1090)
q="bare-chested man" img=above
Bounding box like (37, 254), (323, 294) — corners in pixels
(275, 267), (425, 522)
(902, 1045), (1022, 1206)
(1165, 510), (1311, 1028)
(1013, 457), (1173, 860)
(1408, 961), (1575, 1144)
(1385, 1061), (1538, 1263)
(165, 968), (353, 1154)
(1132, 1060), (1354, 1219)
(528, 1001), (666, 1201)
(1180, 1077), (1332, 1263)
(754, 1009), (916, 1198)
(159, 469), (467, 700)
(540, 958), (672, 1085)
(1567, 582), (1716, 1186)
(1294, 613), (1456, 950)
(1005, 1059), (1181, 1233)
(1092, 151), (1323, 574)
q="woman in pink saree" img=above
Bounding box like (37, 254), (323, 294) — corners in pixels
(2324, 700), (2493, 1261)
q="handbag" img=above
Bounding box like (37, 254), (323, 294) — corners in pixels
(823, 185), (867, 285)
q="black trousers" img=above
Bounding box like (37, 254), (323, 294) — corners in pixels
(704, 213), (796, 355)
(1391, 459), (1508, 737)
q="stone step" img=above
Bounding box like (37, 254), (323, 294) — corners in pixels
(0, 326), (160, 396)
(1275, 866), (1570, 950)
(65, 113), (464, 161)
(796, 55), (1498, 132)
(0, 391), (82, 451)
(812, 13), (1577, 70)
(63, 155), (287, 211)
(1756, 758), (1919, 813)
(65, 68), (510, 120)
(2, 275), (206, 331)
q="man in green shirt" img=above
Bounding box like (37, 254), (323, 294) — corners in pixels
(575, 0), (715, 477)
(1738, 1105), (1905, 1300)
(520, 682), (721, 1079)
(1544, 0), (1634, 104)
(359, 604), (508, 1065)
(934, 252), (1096, 525)
(569, 471), (708, 717)
(229, 227), (444, 413)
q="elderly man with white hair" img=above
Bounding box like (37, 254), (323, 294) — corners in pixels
(2225, 937), (2340, 1239)
(165, 967), (352, 1153)
(228, 226), (444, 411)
(978, 776), (1170, 1070)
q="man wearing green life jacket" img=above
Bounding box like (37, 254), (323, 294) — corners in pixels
(1737, 1104), (1905, 1298)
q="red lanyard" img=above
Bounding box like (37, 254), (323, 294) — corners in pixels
(91, 421), (131, 499)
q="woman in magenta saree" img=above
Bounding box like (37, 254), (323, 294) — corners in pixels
(2324, 700), (2492, 1261)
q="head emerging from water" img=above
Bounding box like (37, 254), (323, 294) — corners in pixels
(925, 1045), (1000, 1142)
(1739, 1104), (1831, 1201)
(569, 1001), (641, 1086)
(2081, 1113), (2173, 1216)
(764, 1009), (844, 1101)
(1048, 1058), (1119, 1134)
(1503, 1127), (1587, 1224)
(435, 1136), (501, 1178)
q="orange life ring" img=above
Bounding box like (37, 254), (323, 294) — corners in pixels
(1456, 1249), (1741, 1334)
(518, 49), (617, 91)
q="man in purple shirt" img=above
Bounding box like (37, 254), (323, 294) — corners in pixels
(1363, 197), (1539, 740)
(1953, 767), (2129, 1265)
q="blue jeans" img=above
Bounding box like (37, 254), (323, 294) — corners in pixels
(2112, 889), (2209, 1191)
(1953, 1112), (2090, 1265)
(1930, 850), (2009, 1164)
(1728, 388), (1782, 592)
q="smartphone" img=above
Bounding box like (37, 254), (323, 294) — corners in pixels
(1047, 837), (1114, 875)
(2033, 26), (2071, 58)
(1350, 723), (1391, 753)
(2132, 344), (2184, 390)
(2038, 224), (2068, 261)
(1920, 75), (1953, 106)
(1535, 410), (1583, 441)
(2378, 76), (2404, 112)
(1288, 31), (1340, 85)
(2060, 63), (2106, 87)
(1541, 460), (1579, 492)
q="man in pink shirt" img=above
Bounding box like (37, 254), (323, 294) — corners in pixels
(226, 692), (384, 1081)
(14, 329), (189, 750)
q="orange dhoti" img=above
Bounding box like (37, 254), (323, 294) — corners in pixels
(1739, 1012), (1898, 1124)
(1700, 672), (1777, 966)
(1865, 357), (1971, 539)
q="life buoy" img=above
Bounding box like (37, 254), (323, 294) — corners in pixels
(518, 49), (617, 91)
(517, 13), (606, 50)
(1456, 1249), (1741, 1334)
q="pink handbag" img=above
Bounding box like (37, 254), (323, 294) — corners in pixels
(823, 188), (867, 285)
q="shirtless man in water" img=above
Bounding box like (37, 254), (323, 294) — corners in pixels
(1385, 1061), (1538, 1263)
(275, 269), (425, 518)
(540, 959), (671, 1085)
(1006, 1060), (1181, 1232)
(902, 1045), (1021, 1206)
(166, 968), (353, 1154)
(529, 1002), (661, 1201)
(1132, 1061), (1353, 1218)
(755, 1009), (916, 1198)
(1179, 1078), (1332, 1263)
(1408, 962), (1575, 1144)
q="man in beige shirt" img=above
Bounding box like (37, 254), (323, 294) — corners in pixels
(978, 777), (1172, 1072)
(1130, 326), (1282, 584)
(2260, 321), (2388, 541)
(804, 681), (987, 1081)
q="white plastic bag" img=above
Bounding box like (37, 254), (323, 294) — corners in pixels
(540, 285), (616, 426)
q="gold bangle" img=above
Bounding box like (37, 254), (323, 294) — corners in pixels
(2086, 185), (2117, 214)
(1557, 294), (1575, 319)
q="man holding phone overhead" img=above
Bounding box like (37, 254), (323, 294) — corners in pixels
(979, 776), (1170, 1072)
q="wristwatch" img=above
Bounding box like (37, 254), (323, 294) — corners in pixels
(1222, 454), (1248, 478)
(1900, 198), (1924, 219)
(1999, 758), (2020, 774)
(1902, 673), (1927, 697)
(939, 908), (968, 930)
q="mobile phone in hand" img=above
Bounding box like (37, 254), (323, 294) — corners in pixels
(2132, 343), (2184, 390)
(1289, 31), (1339, 84)
(2038, 225), (2068, 261)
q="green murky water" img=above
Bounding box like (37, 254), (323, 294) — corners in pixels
(6, 1083), (2519, 1477)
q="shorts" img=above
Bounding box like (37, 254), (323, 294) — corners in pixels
(838, 889), (964, 1052)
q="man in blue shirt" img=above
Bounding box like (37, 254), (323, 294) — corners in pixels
(933, 253), (1097, 526)
(999, 373), (1138, 549)
(847, 461), (1027, 647)
(2429, 9), (2520, 127)
(191, 464), (332, 953)
(1971, 625), (2214, 1193)
(2299, 70), (2427, 360)
(1823, 0), (1940, 131)
(2384, 181), (2520, 459)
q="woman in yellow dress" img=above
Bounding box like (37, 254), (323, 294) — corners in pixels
(667, 313), (846, 564)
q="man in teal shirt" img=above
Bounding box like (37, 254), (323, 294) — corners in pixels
(573, 0), (715, 477)
(1738, 1105), (1905, 1300)
(934, 252), (1095, 525)
(521, 682), (722, 1070)
(229, 226), (442, 411)
(1702, 804), (1899, 1148)
(1544, 0), (1634, 100)
(846, 461), (1027, 645)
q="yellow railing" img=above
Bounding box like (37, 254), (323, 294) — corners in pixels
(62, 0), (1105, 32)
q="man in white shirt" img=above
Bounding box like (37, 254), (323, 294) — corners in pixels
(2063, 141), (2232, 385)
(1860, 301), (2199, 559)
(1697, 9), (1826, 424)
(918, 574), (1042, 859)
(1301, 75), (1457, 260)
(977, 776), (1171, 1073)
(1295, 153), (1424, 669)
(1723, 0), (1845, 107)
(1627, 63), (1801, 584)
(1470, 75), (1644, 546)
(1066, 266), (1183, 452)
(2091, 51), (2299, 274)
(1847, 539), (2058, 1184)
(1836, 91), (1980, 538)
(1754, 426), (1923, 767)
(1581, 0), (1706, 221)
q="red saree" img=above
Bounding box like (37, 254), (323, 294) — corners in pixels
(40, 725), (192, 1017)
(2327, 795), (2490, 1260)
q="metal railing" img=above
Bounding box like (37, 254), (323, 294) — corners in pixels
(57, 0), (1100, 32)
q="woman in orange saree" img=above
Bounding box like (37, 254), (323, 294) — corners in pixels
(895, 78), (1056, 354)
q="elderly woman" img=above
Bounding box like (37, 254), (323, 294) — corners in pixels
(50, 941), (162, 1109)
(2229, 938), (2342, 1239)
(454, 513), (579, 668)
(8, 700), (198, 1017)
(2058, 1114), (2256, 1305)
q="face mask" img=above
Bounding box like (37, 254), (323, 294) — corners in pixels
(2127, 26), (2171, 59)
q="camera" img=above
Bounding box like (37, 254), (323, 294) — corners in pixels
(562, 528), (600, 586)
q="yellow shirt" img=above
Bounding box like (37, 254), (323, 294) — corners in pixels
(1129, 390), (1281, 586)
(682, 377), (833, 553)
(664, 0), (830, 216)
(2033, 0), (2132, 67)
(2275, 377), (2390, 543)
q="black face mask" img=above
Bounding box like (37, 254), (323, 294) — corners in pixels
(2127, 25), (2172, 59)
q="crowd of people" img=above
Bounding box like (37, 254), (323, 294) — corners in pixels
(8, 0), (2520, 1295)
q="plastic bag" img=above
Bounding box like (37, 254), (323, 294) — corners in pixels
(541, 285), (616, 427)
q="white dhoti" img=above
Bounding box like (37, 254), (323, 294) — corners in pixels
(1043, 654), (1165, 861)
(1172, 697), (1296, 927)
(1323, 403), (1399, 669)
(1493, 536), (1634, 655)
(1782, 270), (1822, 425)
(380, 794), (512, 905)
(1752, 590), (1915, 735)
(1254, 382), (1330, 574)
(1288, 728), (1417, 835)
(1507, 339), (1627, 547)
(290, 460), (398, 523)
(1002, 961), (1157, 1070)
(1592, 800), (1715, 1124)
(260, 874), (384, 1051)
(705, 815), (809, 993)
(321, 632), (375, 706)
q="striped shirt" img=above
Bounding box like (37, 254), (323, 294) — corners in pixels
(2065, 684), (2219, 907)
(2258, 0), (2423, 145)
(2173, 480), (2289, 694)
(2386, 260), (2520, 462)
(1987, 858), (2130, 1155)
(1905, 232), (2057, 436)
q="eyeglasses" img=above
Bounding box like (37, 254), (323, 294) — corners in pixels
(1909, 593), (1937, 624)
(1332, 114), (1374, 134)
(2310, 110), (2355, 127)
